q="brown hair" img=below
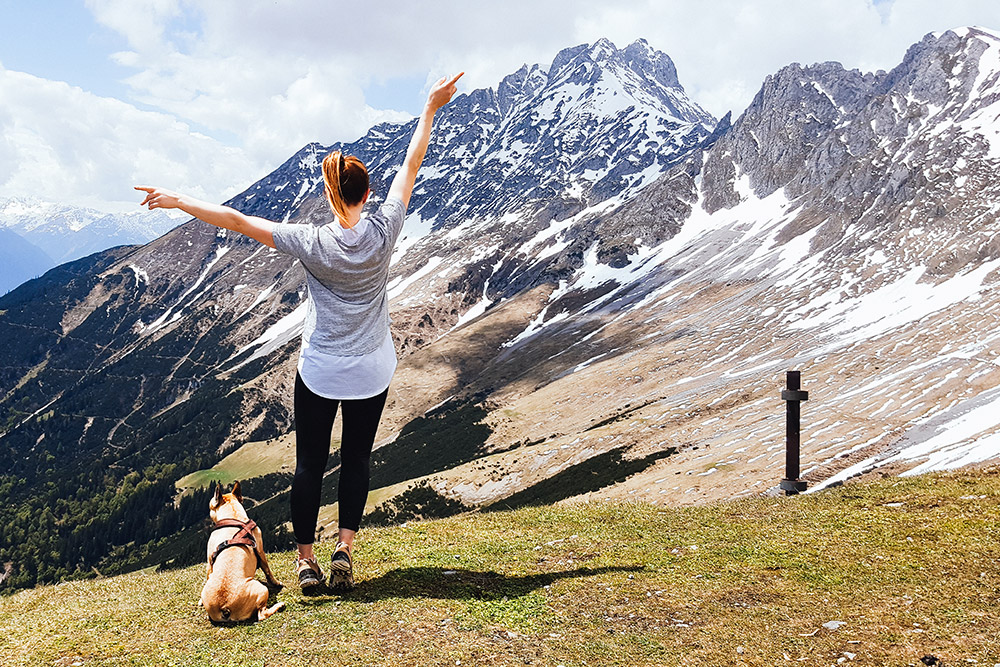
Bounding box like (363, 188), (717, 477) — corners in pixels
(322, 150), (369, 222)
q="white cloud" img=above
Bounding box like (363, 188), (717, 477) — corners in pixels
(0, 64), (256, 212)
(89, 0), (420, 167)
(0, 102), (18, 185)
(83, 0), (184, 54)
(80, 0), (1000, 141)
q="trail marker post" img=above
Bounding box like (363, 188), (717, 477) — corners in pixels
(780, 370), (808, 495)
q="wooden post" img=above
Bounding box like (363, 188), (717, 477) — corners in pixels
(780, 370), (808, 495)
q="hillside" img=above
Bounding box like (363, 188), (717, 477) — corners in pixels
(1, 468), (998, 666)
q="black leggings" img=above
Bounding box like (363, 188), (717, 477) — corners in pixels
(290, 372), (388, 544)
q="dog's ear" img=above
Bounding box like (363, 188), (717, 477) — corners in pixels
(211, 482), (224, 509)
(232, 480), (243, 502)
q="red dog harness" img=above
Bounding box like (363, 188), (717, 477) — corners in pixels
(210, 518), (262, 569)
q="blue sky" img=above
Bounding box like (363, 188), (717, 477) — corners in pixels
(0, 1), (129, 99)
(2, 0), (1000, 212)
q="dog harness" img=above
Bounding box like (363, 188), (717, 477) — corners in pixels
(210, 518), (262, 569)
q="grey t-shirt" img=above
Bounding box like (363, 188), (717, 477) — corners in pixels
(272, 197), (406, 356)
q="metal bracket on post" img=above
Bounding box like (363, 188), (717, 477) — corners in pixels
(780, 370), (808, 495)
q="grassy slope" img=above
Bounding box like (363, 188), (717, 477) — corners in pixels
(2, 468), (998, 667)
(175, 435), (298, 491)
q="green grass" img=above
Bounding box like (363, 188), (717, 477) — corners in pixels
(3, 467), (1000, 666)
(175, 436), (298, 491)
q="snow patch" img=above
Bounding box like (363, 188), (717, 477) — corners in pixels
(387, 256), (444, 301)
(143, 246), (230, 334)
(227, 302), (308, 371)
(126, 264), (149, 287)
(790, 259), (1000, 342)
(238, 282), (278, 319)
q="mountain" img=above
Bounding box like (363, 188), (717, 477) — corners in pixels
(467, 26), (1000, 503)
(0, 38), (717, 588)
(0, 197), (179, 266)
(0, 228), (53, 294)
(4, 29), (1000, 591)
(232, 37), (716, 328)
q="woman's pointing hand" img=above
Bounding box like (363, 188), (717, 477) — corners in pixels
(426, 72), (464, 112)
(135, 185), (182, 210)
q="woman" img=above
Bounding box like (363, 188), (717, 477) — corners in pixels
(137, 71), (464, 591)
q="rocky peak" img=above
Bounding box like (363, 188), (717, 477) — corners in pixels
(697, 23), (1000, 279)
(497, 64), (547, 116)
(755, 61), (878, 120)
(549, 42), (593, 75)
(587, 37), (618, 61)
(876, 27), (1000, 110)
(547, 37), (682, 92)
(700, 60), (879, 206)
(623, 38), (682, 91)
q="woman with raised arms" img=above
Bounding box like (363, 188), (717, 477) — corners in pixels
(137, 71), (464, 591)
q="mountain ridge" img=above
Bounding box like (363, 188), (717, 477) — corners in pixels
(0, 228), (53, 294)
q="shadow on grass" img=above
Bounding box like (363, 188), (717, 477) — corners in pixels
(298, 564), (644, 605)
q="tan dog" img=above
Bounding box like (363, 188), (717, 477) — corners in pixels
(200, 481), (285, 622)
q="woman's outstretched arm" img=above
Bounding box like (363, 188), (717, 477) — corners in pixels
(387, 72), (464, 210)
(135, 186), (276, 248)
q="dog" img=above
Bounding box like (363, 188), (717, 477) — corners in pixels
(199, 481), (285, 622)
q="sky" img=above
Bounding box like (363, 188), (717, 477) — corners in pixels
(2, 0), (1000, 213)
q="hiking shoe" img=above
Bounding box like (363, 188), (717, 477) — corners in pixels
(296, 557), (326, 590)
(329, 542), (354, 591)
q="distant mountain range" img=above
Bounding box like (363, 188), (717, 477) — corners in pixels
(0, 228), (53, 295)
(4, 29), (1000, 590)
(0, 197), (178, 293)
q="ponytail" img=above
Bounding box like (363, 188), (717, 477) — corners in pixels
(322, 150), (369, 222)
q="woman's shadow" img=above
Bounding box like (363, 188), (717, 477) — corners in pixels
(300, 564), (644, 603)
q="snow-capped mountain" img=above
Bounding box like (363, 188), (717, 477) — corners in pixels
(465, 26), (1000, 507)
(4, 30), (1000, 589)
(224, 37), (716, 325)
(0, 197), (179, 266)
